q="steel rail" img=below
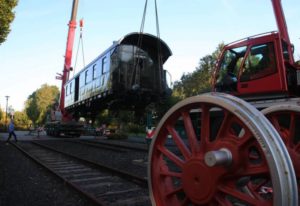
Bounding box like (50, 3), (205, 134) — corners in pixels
(86, 139), (148, 152)
(62, 139), (129, 153)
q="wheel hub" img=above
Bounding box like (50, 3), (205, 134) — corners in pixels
(205, 148), (232, 167)
(182, 159), (216, 204)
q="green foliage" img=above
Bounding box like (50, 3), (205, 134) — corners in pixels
(146, 96), (181, 124)
(13, 111), (31, 129)
(0, 108), (26, 131)
(0, 0), (18, 44)
(94, 109), (112, 125)
(25, 84), (60, 125)
(125, 123), (144, 134)
(173, 43), (224, 99)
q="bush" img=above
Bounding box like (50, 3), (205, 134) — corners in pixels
(0, 124), (7, 132)
(108, 132), (128, 139)
(126, 123), (144, 134)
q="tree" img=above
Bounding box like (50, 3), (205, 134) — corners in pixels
(173, 43), (224, 98)
(0, 0), (18, 45)
(25, 84), (60, 125)
(13, 111), (31, 130)
(0, 107), (3, 121)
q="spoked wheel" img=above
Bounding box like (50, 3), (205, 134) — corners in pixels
(262, 104), (300, 194)
(148, 93), (297, 206)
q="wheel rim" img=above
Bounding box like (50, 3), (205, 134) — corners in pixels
(148, 93), (297, 206)
(262, 104), (300, 195)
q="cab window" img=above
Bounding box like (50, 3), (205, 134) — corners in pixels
(240, 43), (277, 82)
(215, 46), (247, 92)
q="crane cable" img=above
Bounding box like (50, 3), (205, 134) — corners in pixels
(139, 0), (148, 35)
(73, 19), (86, 77)
(133, 0), (163, 89)
(154, 0), (163, 92)
(132, 0), (148, 86)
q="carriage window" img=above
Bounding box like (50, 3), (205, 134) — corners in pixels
(92, 64), (99, 79)
(70, 82), (72, 94)
(66, 85), (68, 96)
(216, 46), (247, 92)
(85, 70), (89, 84)
(102, 56), (109, 74)
(240, 43), (276, 82)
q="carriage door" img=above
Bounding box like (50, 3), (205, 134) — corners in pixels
(238, 41), (282, 95)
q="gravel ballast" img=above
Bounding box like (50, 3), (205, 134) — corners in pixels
(0, 142), (98, 206)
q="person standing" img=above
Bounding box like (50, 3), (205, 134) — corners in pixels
(6, 119), (18, 143)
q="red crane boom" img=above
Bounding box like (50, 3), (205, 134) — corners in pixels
(59, 0), (79, 121)
(271, 0), (294, 64)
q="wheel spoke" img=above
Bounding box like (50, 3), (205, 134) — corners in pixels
(214, 194), (231, 206)
(218, 184), (265, 205)
(160, 170), (182, 178)
(181, 197), (189, 206)
(200, 105), (210, 150)
(236, 129), (254, 147)
(167, 125), (192, 160)
(182, 111), (200, 155)
(238, 164), (269, 176)
(248, 179), (268, 193)
(157, 145), (184, 168)
(216, 111), (232, 139)
(289, 112), (296, 141)
(295, 143), (300, 152)
(166, 186), (183, 197)
(269, 115), (281, 132)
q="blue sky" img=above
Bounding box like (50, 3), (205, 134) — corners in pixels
(0, 0), (299, 111)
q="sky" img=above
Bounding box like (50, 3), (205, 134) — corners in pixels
(0, 0), (299, 111)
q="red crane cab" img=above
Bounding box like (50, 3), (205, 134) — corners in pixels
(212, 0), (300, 100)
(212, 31), (300, 100)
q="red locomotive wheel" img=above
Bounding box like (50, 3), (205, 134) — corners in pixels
(262, 104), (300, 192)
(148, 93), (297, 206)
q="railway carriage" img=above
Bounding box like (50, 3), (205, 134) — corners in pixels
(64, 32), (172, 117)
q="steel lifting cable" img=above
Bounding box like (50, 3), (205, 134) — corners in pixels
(73, 19), (86, 77)
(137, 0), (148, 51)
(154, 0), (163, 92)
(139, 0), (148, 36)
(133, 0), (162, 88)
(131, 0), (148, 86)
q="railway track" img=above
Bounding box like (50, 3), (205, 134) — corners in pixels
(31, 139), (148, 178)
(11, 141), (150, 206)
(63, 139), (130, 153)
(84, 139), (149, 152)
